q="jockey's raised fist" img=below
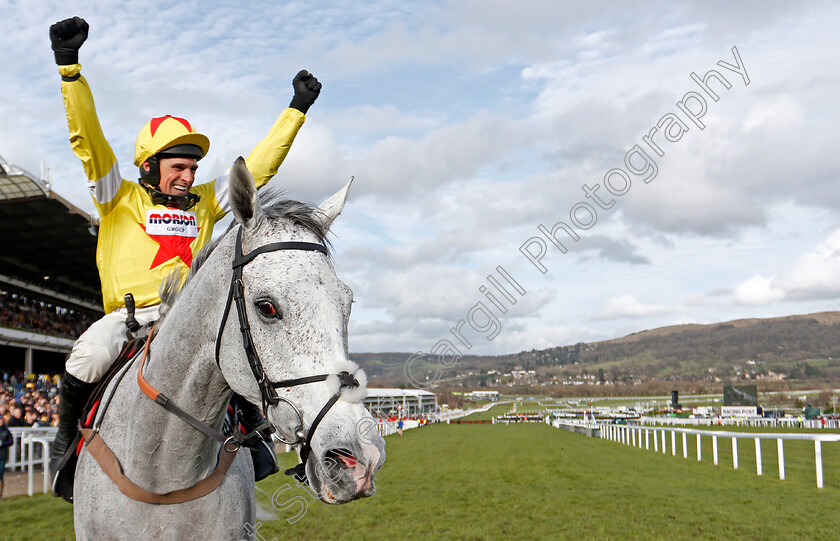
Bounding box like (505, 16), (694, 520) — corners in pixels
(50, 16), (89, 65)
(289, 70), (322, 114)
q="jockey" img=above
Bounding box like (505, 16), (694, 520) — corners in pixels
(48, 16), (321, 500)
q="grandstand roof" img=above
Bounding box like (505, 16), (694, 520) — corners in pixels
(0, 156), (102, 307)
(366, 388), (437, 398)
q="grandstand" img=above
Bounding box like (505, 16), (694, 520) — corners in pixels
(0, 155), (103, 376)
(364, 388), (439, 418)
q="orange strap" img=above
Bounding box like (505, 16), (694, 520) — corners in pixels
(136, 327), (159, 401)
(80, 428), (238, 504)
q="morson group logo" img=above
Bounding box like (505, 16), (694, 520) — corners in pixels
(145, 209), (199, 237)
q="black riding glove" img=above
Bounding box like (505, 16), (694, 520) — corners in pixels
(49, 16), (89, 65)
(289, 70), (321, 114)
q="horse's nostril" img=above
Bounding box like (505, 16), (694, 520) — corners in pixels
(325, 448), (358, 469)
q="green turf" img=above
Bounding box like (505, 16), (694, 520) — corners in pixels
(3, 423), (839, 540)
(254, 424), (840, 540)
(0, 493), (75, 540)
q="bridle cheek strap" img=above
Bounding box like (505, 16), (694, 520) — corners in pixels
(214, 228), (330, 411)
(213, 226), (363, 479)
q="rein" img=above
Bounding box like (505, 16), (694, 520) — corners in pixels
(136, 328), (248, 451)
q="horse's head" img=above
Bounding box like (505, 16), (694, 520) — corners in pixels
(218, 157), (385, 503)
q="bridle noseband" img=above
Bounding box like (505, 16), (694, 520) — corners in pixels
(214, 227), (361, 480)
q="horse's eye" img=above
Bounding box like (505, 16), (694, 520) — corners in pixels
(257, 300), (281, 319)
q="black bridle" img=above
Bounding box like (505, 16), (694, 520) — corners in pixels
(214, 227), (360, 480)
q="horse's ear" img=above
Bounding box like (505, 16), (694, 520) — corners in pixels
(316, 177), (353, 230)
(229, 157), (265, 230)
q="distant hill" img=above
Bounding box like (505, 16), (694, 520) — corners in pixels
(351, 311), (840, 386)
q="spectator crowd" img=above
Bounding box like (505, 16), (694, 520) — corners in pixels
(0, 290), (96, 339)
(1, 370), (61, 428)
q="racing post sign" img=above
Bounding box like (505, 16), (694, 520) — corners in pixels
(721, 385), (758, 417)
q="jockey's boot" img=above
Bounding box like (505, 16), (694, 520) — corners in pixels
(51, 371), (97, 503)
(232, 394), (279, 482)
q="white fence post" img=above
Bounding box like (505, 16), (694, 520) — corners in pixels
(696, 434), (702, 461)
(713, 436), (719, 465)
(23, 433), (34, 497)
(777, 438), (785, 481)
(661, 431), (667, 454)
(653, 429), (659, 452)
(815, 441), (824, 489)
(645, 429), (650, 450)
(732, 438), (739, 470)
(671, 431), (677, 456)
(682, 433), (688, 459)
(755, 438), (762, 476)
(37, 437), (51, 494)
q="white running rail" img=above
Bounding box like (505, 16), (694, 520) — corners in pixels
(601, 423), (840, 488)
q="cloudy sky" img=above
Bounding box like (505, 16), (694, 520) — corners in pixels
(2, 1), (839, 356)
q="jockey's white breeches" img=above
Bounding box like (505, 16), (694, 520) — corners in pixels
(65, 305), (160, 383)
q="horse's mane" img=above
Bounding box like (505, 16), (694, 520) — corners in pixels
(158, 188), (330, 321)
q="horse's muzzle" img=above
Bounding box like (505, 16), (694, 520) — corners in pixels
(315, 441), (385, 503)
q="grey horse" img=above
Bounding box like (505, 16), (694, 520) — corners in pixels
(73, 158), (386, 539)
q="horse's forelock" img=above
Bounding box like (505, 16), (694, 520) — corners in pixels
(157, 189), (331, 323)
(259, 188), (330, 244)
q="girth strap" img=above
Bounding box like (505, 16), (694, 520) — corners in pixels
(80, 428), (238, 505)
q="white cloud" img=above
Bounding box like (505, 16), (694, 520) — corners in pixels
(732, 275), (784, 306)
(733, 229), (840, 305)
(591, 294), (677, 321)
